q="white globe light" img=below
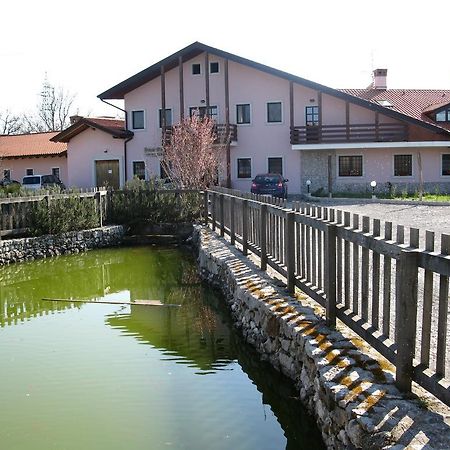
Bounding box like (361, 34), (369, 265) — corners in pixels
(370, 180), (377, 188)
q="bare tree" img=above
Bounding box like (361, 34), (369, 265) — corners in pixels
(0, 110), (24, 135)
(161, 115), (227, 189)
(24, 77), (77, 132)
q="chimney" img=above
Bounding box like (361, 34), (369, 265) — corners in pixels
(372, 69), (387, 90)
(70, 115), (83, 124)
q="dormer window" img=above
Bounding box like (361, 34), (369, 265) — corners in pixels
(436, 109), (450, 122)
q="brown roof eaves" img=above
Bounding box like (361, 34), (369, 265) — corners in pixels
(51, 118), (133, 143)
(98, 42), (450, 137)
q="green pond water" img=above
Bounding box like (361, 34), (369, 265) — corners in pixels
(0, 246), (324, 450)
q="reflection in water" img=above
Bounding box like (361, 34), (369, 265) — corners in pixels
(0, 245), (324, 449)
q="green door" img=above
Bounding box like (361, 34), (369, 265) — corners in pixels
(95, 160), (120, 190)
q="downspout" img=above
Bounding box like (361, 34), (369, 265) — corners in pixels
(100, 99), (133, 183)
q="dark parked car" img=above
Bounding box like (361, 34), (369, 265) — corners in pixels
(251, 173), (288, 198)
(0, 178), (20, 187)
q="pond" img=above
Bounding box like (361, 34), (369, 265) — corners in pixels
(0, 246), (324, 450)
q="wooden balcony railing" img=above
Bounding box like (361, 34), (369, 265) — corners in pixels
(290, 123), (408, 145)
(162, 124), (237, 146)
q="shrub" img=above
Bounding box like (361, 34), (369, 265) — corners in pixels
(29, 195), (99, 236)
(107, 177), (204, 226)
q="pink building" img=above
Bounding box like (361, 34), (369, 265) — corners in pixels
(60, 42), (450, 194)
(51, 117), (132, 189)
(0, 132), (67, 184)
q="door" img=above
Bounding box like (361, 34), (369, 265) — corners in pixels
(95, 160), (120, 189)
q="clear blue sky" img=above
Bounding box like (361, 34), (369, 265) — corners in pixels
(2, 0), (449, 117)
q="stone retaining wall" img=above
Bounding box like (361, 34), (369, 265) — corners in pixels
(196, 226), (450, 449)
(0, 225), (124, 266)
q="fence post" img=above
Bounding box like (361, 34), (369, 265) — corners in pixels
(395, 250), (419, 393)
(219, 194), (225, 237)
(325, 223), (337, 327)
(45, 194), (51, 234)
(260, 204), (267, 271)
(211, 192), (217, 232)
(285, 211), (295, 294)
(203, 191), (209, 225)
(230, 196), (235, 245)
(242, 199), (248, 256)
(95, 191), (103, 227)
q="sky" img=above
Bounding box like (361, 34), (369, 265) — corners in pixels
(1, 0), (449, 118)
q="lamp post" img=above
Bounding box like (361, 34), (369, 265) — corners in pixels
(306, 179), (312, 197)
(370, 180), (377, 199)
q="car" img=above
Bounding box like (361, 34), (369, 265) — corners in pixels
(0, 178), (20, 187)
(22, 174), (65, 191)
(251, 173), (288, 199)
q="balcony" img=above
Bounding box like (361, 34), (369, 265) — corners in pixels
(162, 124), (237, 146)
(290, 123), (408, 145)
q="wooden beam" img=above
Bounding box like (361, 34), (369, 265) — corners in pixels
(224, 59), (230, 126)
(289, 81), (294, 129)
(161, 65), (166, 128)
(224, 58), (231, 187)
(179, 56), (184, 120)
(318, 91), (322, 142)
(375, 111), (379, 141)
(205, 52), (210, 111)
(345, 101), (350, 141)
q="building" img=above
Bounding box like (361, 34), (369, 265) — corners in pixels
(51, 117), (131, 189)
(59, 42), (450, 194)
(0, 132), (67, 184)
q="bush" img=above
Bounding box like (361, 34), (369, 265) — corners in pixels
(29, 195), (99, 236)
(107, 177), (204, 226)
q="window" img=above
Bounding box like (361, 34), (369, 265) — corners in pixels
(237, 158), (251, 178)
(268, 157), (283, 175)
(236, 104), (251, 124)
(394, 154), (412, 176)
(305, 106), (319, 126)
(442, 154), (450, 176)
(189, 106), (218, 120)
(159, 108), (172, 128)
(133, 161), (146, 180)
(338, 156), (363, 177)
(3, 169), (10, 180)
(52, 167), (60, 179)
(192, 63), (201, 75)
(267, 102), (282, 123)
(210, 62), (219, 74)
(132, 110), (145, 130)
(26, 168), (34, 176)
(436, 109), (450, 122)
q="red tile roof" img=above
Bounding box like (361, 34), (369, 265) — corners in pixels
(0, 132), (67, 158)
(51, 117), (131, 143)
(339, 88), (450, 131)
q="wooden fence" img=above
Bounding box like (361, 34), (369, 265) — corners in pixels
(207, 187), (450, 406)
(0, 188), (206, 238)
(0, 188), (107, 238)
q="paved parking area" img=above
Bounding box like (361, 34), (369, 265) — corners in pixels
(306, 199), (450, 240)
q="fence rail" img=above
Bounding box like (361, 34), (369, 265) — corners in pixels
(0, 188), (107, 238)
(207, 187), (450, 406)
(0, 188), (206, 238)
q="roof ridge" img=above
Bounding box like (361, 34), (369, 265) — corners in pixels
(0, 130), (59, 138)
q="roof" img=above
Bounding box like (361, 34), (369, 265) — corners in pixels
(98, 42), (450, 136)
(340, 89), (450, 131)
(51, 117), (132, 143)
(0, 132), (67, 159)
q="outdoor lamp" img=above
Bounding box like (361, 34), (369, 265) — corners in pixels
(306, 179), (312, 196)
(370, 180), (377, 199)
